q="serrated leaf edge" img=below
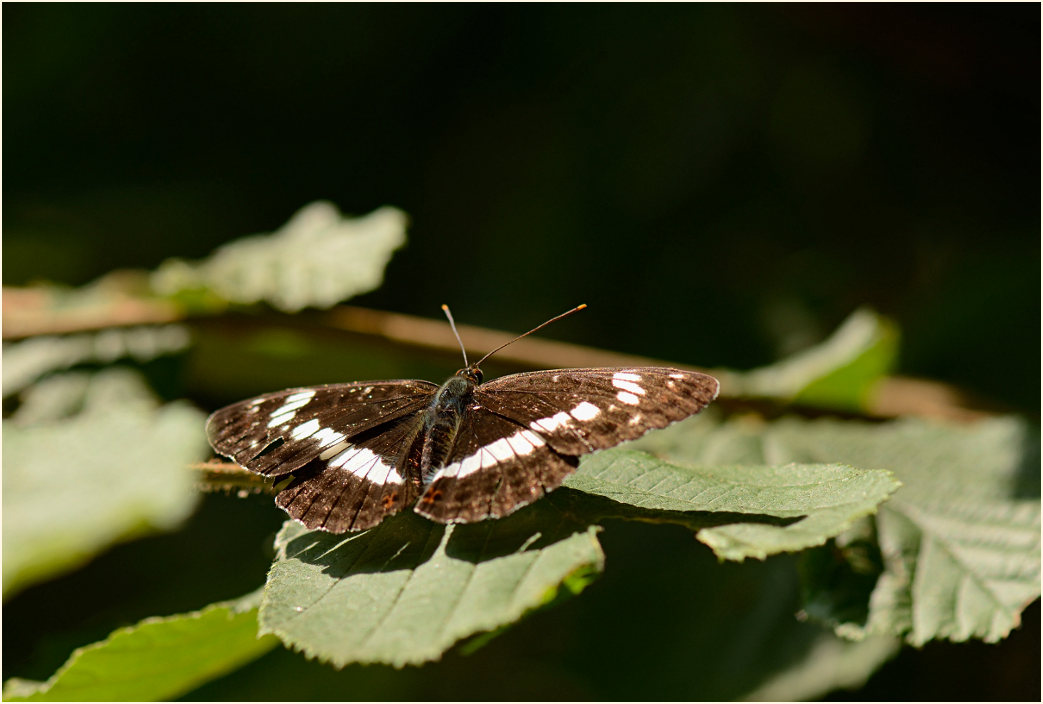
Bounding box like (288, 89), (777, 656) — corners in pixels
(258, 524), (604, 668)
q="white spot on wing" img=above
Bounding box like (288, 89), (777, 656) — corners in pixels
(487, 438), (514, 462)
(570, 401), (601, 421)
(481, 447), (499, 469)
(444, 429), (546, 479)
(669, 373), (685, 379)
(612, 376), (646, 395)
(271, 398), (310, 416)
(619, 380), (645, 395)
(614, 372), (641, 382)
(330, 447), (353, 468)
(616, 391), (640, 405)
(439, 461), (461, 480)
(268, 412), (295, 427)
(286, 390), (316, 404)
(521, 430), (546, 447)
(319, 440), (352, 460)
(312, 427), (346, 450)
(327, 446), (402, 484)
(290, 418), (321, 440)
(531, 411), (573, 433)
(460, 453), (482, 476)
(269, 410), (298, 427)
(505, 432), (533, 455)
(367, 455), (404, 485)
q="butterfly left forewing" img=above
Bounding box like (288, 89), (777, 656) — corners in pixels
(206, 380), (437, 478)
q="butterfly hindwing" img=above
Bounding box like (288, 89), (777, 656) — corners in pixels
(273, 412), (426, 532)
(205, 380), (437, 478)
(414, 409), (578, 524)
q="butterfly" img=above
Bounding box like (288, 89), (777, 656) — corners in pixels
(206, 305), (719, 533)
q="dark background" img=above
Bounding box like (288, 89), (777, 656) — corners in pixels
(3, 4), (1039, 700)
(4, 4), (1039, 407)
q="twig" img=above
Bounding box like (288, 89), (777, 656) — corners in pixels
(3, 284), (994, 421)
(2, 285), (181, 339)
(191, 460), (279, 495)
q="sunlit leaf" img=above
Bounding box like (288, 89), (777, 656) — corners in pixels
(567, 449), (901, 561)
(151, 202), (407, 312)
(255, 441), (899, 667)
(2, 590), (277, 701)
(635, 412), (1041, 644)
(259, 503), (603, 667)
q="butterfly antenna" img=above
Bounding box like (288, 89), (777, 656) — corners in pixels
(474, 304), (588, 368)
(441, 304), (469, 367)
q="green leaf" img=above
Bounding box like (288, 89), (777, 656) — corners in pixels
(151, 202), (407, 312)
(259, 503), (604, 667)
(2, 325), (190, 397)
(730, 307), (898, 410)
(637, 412), (1041, 645)
(169, 527), (902, 702)
(566, 449), (901, 561)
(2, 370), (208, 597)
(2, 590), (277, 701)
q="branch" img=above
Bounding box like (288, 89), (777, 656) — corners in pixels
(191, 460), (278, 495)
(3, 284), (992, 421)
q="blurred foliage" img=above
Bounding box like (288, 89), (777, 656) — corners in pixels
(2, 4), (1039, 701)
(3, 369), (207, 598)
(152, 202), (407, 313)
(3, 326), (190, 396)
(733, 307), (899, 411)
(3, 590), (277, 702)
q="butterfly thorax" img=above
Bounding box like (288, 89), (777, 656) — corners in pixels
(432, 370), (479, 412)
(417, 369), (480, 485)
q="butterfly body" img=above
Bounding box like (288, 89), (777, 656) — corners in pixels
(208, 362), (718, 533)
(416, 368), (480, 485)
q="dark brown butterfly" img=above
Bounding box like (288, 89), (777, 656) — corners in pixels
(206, 306), (718, 532)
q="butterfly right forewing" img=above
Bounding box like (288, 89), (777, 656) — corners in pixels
(476, 367), (718, 456)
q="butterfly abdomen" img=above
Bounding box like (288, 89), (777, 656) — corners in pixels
(418, 372), (477, 484)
